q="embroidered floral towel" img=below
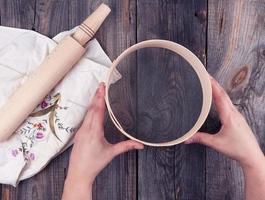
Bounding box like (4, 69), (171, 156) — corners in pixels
(0, 26), (120, 186)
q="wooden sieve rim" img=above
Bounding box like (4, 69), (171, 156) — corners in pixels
(105, 40), (212, 147)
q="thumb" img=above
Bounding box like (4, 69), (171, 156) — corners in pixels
(82, 82), (106, 130)
(184, 132), (216, 148)
(112, 140), (144, 157)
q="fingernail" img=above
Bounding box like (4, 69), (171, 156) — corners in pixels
(100, 82), (106, 87)
(97, 82), (105, 94)
(134, 144), (144, 150)
(184, 138), (194, 144)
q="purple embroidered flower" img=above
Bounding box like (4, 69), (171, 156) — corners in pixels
(41, 100), (48, 109)
(24, 152), (35, 161)
(11, 149), (19, 157)
(36, 132), (44, 139)
(29, 153), (35, 161)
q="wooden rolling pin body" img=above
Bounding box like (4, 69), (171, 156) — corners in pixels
(0, 3), (111, 141)
(0, 36), (85, 141)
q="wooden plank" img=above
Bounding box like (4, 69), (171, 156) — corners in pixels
(0, 0), (35, 29)
(206, 0), (265, 199)
(137, 0), (207, 199)
(90, 1), (138, 200)
(34, 0), (70, 37)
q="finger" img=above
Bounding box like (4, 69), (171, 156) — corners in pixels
(210, 76), (234, 123)
(82, 82), (106, 129)
(184, 132), (216, 148)
(112, 140), (144, 156)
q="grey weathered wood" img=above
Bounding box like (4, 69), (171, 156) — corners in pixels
(1, 0), (264, 199)
(34, 0), (70, 38)
(136, 0), (207, 199)
(91, 0), (138, 200)
(0, 0), (35, 29)
(206, 0), (265, 199)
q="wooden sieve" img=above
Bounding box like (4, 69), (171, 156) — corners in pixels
(105, 40), (212, 147)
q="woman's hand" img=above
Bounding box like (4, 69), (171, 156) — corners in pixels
(185, 76), (264, 168)
(62, 83), (144, 200)
(185, 76), (265, 200)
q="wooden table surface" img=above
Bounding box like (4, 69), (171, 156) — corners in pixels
(0, 0), (264, 199)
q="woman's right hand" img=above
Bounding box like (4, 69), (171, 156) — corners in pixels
(185, 76), (265, 169)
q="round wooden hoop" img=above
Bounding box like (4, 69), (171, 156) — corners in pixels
(105, 40), (212, 147)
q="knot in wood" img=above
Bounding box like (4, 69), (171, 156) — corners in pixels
(231, 66), (249, 88)
(194, 10), (207, 23)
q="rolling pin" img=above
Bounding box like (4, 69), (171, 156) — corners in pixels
(0, 4), (111, 142)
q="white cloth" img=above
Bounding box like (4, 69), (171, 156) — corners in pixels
(0, 26), (120, 186)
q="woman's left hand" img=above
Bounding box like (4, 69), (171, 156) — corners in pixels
(62, 82), (144, 200)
